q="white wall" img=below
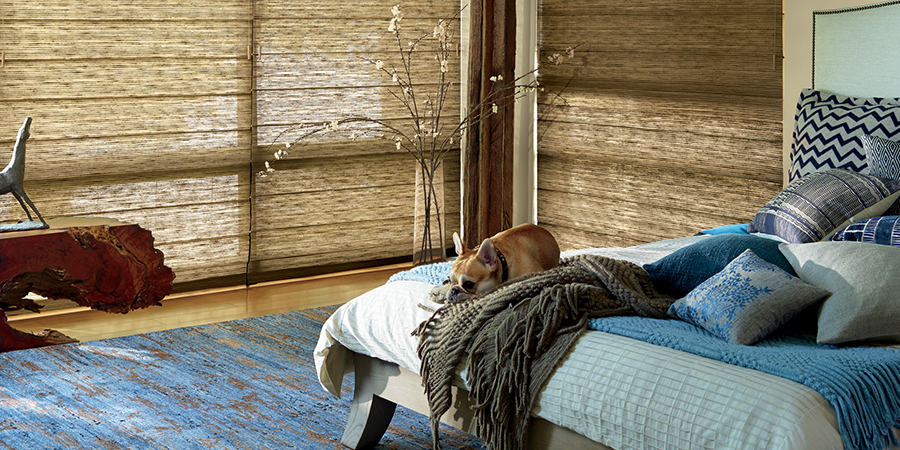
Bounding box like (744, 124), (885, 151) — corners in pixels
(783, 0), (874, 185)
(513, 0), (539, 226)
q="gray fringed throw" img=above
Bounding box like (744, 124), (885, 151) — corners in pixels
(413, 254), (677, 450)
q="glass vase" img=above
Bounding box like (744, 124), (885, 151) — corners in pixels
(413, 160), (446, 266)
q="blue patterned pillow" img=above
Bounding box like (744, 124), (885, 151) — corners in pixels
(789, 89), (900, 182)
(831, 215), (900, 247)
(643, 234), (796, 297)
(747, 169), (900, 243)
(668, 249), (831, 345)
(863, 134), (900, 180)
(863, 135), (900, 216)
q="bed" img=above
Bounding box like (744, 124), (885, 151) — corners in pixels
(314, 2), (900, 449)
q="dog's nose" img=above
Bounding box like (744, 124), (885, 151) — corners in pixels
(446, 286), (468, 303)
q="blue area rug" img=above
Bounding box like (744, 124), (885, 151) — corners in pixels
(0, 306), (484, 449)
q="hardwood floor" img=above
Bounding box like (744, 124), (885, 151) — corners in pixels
(6, 263), (410, 343)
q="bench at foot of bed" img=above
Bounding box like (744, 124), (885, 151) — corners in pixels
(340, 351), (610, 450)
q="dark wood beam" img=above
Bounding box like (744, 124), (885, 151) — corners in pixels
(463, 0), (516, 247)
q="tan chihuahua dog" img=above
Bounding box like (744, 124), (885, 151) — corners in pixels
(431, 224), (560, 303)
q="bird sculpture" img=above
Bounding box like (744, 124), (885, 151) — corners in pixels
(1, 118), (49, 230)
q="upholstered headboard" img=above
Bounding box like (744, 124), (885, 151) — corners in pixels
(812, 1), (900, 98)
(783, 0), (900, 182)
(783, 0), (900, 184)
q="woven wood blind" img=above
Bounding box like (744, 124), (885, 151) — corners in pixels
(536, 0), (784, 250)
(249, 0), (461, 282)
(0, 0), (460, 292)
(0, 0), (253, 291)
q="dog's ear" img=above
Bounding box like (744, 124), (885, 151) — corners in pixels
(476, 238), (498, 270)
(453, 232), (467, 255)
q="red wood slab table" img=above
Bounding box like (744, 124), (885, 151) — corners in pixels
(0, 217), (175, 351)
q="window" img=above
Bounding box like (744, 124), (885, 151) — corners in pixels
(1, 0), (460, 291)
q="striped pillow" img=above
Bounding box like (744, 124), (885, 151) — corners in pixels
(831, 215), (900, 247)
(748, 169), (900, 243)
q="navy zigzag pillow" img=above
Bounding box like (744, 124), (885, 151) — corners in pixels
(789, 89), (900, 182)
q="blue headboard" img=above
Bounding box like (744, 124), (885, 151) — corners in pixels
(813, 1), (900, 97)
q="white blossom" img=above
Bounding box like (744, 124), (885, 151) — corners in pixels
(375, 60), (384, 70)
(388, 6), (402, 34)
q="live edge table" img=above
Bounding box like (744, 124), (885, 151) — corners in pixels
(0, 217), (174, 352)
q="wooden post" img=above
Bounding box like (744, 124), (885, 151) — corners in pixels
(463, 0), (516, 247)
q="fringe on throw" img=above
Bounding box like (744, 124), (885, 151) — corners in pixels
(413, 254), (677, 450)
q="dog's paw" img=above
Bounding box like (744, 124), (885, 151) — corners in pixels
(430, 284), (450, 304)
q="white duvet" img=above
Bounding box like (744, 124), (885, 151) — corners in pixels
(314, 236), (895, 450)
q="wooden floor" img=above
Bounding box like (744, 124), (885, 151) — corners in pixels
(6, 264), (409, 343)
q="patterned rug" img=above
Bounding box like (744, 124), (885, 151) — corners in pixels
(0, 306), (484, 449)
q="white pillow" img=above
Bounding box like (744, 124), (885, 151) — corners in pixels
(779, 242), (900, 344)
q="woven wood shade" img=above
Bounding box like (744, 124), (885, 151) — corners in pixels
(536, 0), (784, 250)
(0, 0), (460, 292)
(249, 0), (461, 282)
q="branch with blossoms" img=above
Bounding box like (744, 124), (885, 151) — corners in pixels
(256, 4), (582, 264)
(257, 6), (583, 178)
(258, 5), (462, 176)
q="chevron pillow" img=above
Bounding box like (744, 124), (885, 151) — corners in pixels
(789, 89), (900, 182)
(748, 169), (900, 243)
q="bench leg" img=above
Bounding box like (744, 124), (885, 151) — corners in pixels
(340, 354), (400, 449)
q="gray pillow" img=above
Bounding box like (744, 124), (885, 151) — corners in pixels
(779, 242), (900, 344)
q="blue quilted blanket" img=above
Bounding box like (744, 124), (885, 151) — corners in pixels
(388, 262), (900, 450)
(388, 261), (453, 286)
(589, 316), (900, 450)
